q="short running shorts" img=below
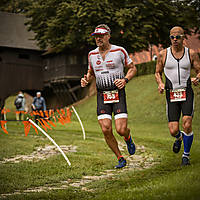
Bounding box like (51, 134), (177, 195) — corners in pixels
(97, 88), (128, 120)
(166, 87), (194, 122)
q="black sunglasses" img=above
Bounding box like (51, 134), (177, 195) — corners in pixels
(170, 35), (183, 40)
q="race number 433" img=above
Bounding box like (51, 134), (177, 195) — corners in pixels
(170, 88), (186, 102)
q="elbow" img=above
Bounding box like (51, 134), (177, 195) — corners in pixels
(133, 66), (137, 75)
(135, 67), (137, 73)
(155, 72), (159, 77)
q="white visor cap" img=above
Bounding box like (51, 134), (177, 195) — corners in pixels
(91, 27), (110, 36)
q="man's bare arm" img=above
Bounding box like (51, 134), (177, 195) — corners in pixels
(81, 68), (95, 87)
(190, 49), (200, 86)
(125, 62), (137, 81)
(114, 62), (137, 89)
(155, 50), (165, 93)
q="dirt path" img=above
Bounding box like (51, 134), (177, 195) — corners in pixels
(0, 142), (159, 198)
(0, 145), (77, 164)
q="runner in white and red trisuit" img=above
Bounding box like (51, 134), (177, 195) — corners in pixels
(81, 24), (137, 168)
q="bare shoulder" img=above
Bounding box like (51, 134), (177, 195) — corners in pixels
(157, 49), (167, 65)
(158, 49), (167, 58)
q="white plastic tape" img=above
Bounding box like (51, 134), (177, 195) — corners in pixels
(29, 119), (71, 166)
(71, 106), (86, 140)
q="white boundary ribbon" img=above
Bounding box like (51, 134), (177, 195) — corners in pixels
(71, 106), (86, 140)
(4, 112), (7, 130)
(29, 119), (71, 166)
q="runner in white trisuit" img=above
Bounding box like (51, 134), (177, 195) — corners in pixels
(81, 24), (137, 168)
(155, 26), (200, 166)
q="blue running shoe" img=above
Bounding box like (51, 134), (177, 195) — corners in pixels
(173, 139), (182, 153)
(181, 156), (190, 166)
(115, 157), (126, 169)
(125, 135), (136, 155)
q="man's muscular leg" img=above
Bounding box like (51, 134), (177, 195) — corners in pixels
(168, 121), (179, 136)
(115, 118), (135, 155)
(168, 121), (182, 153)
(182, 116), (192, 134)
(98, 118), (122, 158)
(181, 116), (193, 165)
(115, 118), (129, 138)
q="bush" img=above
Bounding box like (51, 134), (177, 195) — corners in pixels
(124, 61), (156, 77)
(135, 61), (156, 76)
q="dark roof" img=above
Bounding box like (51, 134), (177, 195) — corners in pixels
(0, 11), (40, 50)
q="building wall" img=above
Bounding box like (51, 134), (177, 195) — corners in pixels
(43, 52), (88, 85)
(0, 47), (43, 99)
(42, 52), (88, 108)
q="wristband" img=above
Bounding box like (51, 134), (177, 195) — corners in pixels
(196, 77), (200, 82)
(123, 78), (129, 83)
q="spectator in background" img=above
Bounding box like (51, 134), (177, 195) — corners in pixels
(14, 91), (26, 121)
(32, 92), (46, 123)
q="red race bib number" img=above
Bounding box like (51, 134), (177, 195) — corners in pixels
(103, 90), (119, 104)
(170, 88), (186, 102)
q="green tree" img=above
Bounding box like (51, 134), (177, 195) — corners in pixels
(0, 0), (32, 13)
(173, 0), (200, 36)
(1, 0), (199, 52)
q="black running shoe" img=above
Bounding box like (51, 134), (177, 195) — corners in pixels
(173, 139), (182, 153)
(181, 156), (190, 166)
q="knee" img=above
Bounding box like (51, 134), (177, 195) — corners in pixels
(183, 120), (192, 133)
(101, 125), (112, 135)
(116, 126), (128, 136)
(168, 122), (179, 136)
(169, 127), (179, 137)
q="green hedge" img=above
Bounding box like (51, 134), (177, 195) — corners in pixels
(135, 61), (156, 76)
(124, 61), (156, 76)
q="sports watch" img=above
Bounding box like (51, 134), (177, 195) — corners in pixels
(123, 78), (129, 83)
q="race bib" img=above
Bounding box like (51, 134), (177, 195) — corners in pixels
(170, 88), (186, 102)
(103, 90), (119, 104)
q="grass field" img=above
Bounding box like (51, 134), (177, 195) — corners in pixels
(0, 74), (200, 200)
